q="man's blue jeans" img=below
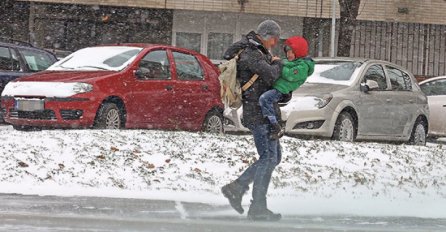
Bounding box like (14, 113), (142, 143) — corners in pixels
(236, 124), (282, 205)
(259, 89), (283, 124)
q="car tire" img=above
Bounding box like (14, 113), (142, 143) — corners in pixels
(408, 120), (427, 146)
(202, 110), (223, 134)
(94, 103), (123, 129)
(12, 125), (41, 131)
(333, 112), (356, 142)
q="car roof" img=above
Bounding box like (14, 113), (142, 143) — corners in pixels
(314, 57), (370, 63)
(314, 57), (412, 73)
(0, 41), (35, 50)
(419, 75), (446, 84)
(0, 41), (56, 57)
(101, 43), (194, 51)
(98, 43), (205, 58)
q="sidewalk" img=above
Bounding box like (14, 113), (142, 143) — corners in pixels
(1, 194), (445, 232)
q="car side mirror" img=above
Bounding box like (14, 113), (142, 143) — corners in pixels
(360, 80), (379, 93)
(134, 68), (146, 79)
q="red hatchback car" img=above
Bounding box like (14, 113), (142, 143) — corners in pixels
(1, 44), (224, 132)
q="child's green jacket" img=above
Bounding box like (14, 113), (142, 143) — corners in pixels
(273, 58), (315, 94)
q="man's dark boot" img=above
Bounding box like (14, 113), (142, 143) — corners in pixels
(270, 123), (285, 140)
(221, 181), (248, 214)
(247, 200), (281, 221)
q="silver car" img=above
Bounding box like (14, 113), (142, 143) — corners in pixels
(419, 76), (446, 138)
(224, 58), (429, 145)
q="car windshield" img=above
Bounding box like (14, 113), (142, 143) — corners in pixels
(48, 46), (142, 71)
(306, 61), (362, 86)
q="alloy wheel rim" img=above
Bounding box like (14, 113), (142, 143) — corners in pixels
(340, 119), (354, 142)
(105, 109), (120, 129)
(206, 115), (222, 133)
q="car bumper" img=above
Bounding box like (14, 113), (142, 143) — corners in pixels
(1, 97), (99, 128)
(283, 106), (337, 137)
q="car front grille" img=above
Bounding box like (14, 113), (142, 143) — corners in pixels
(60, 109), (83, 120)
(9, 109), (56, 120)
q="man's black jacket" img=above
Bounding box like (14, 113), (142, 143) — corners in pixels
(223, 31), (283, 127)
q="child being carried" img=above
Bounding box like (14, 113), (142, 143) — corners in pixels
(259, 36), (315, 139)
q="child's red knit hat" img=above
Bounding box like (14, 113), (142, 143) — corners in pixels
(284, 36), (309, 58)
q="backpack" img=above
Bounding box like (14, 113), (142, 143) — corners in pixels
(218, 50), (258, 109)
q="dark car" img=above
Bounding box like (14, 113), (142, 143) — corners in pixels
(1, 44), (224, 133)
(0, 38), (58, 121)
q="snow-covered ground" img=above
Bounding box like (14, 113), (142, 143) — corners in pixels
(0, 125), (445, 218)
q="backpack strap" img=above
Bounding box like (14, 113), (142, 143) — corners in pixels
(234, 49), (244, 60)
(240, 48), (265, 92)
(241, 74), (259, 91)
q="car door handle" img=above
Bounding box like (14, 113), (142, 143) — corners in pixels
(386, 99), (391, 103)
(409, 100), (414, 103)
(165, 85), (173, 91)
(201, 85), (209, 91)
(443, 105), (446, 107)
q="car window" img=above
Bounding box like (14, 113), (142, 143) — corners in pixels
(137, 50), (171, 80)
(0, 46), (20, 71)
(18, 48), (55, 72)
(386, 66), (412, 91)
(172, 51), (204, 81)
(10, 49), (21, 71)
(363, 64), (387, 90)
(420, 79), (446, 96)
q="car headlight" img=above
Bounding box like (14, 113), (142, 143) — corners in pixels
(314, 94), (333, 108)
(73, 83), (93, 94)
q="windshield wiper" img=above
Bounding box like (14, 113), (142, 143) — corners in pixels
(57, 65), (75, 70)
(75, 65), (110, 71)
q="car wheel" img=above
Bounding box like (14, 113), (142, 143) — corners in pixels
(408, 120), (427, 146)
(203, 110), (223, 134)
(333, 112), (356, 142)
(94, 103), (123, 129)
(12, 125), (41, 131)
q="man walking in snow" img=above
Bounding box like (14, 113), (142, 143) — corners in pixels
(221, 20), (283, 221)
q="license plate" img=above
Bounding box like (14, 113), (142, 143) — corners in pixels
(15, 99), (44, 111)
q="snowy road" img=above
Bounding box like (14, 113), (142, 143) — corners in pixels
(1, 124), (446, 230)
(1, 194), (445, 232)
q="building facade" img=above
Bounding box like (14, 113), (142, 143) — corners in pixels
(1, 0), (445, 77)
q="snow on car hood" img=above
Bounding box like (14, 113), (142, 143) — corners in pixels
(2, 81), (84, 98)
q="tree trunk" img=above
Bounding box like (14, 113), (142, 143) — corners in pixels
(337, 0), (361, 57)
(0, 0), (14, 37)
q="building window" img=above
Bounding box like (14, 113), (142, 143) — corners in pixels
(207, 32), (233, 60)
(176, 32), (201, 53)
